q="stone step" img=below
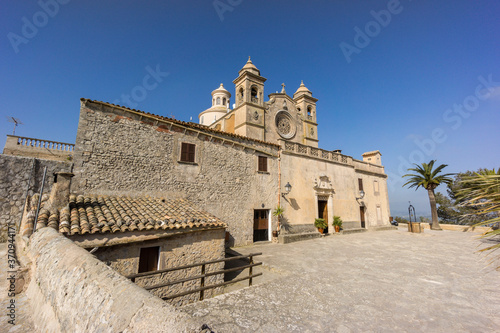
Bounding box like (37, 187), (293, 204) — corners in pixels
(368, 226), (398, 232)
(341, 228), (368, 234)
(278, 232), (321, 244)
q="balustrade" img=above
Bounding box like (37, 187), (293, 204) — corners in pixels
(14, 135), (74, 152)
(281, 140), (353, 165)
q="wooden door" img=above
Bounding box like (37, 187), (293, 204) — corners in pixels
(253, 210), (269, 242)
(138, 246), (159, 273)
(318, 200), (328, 233)
(360, 206), (366, 228)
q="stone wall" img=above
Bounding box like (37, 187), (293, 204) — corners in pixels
(417, 222), (493, 233)
(72, 100), (280, 246)
(0, 155), (72, 242)
(24, 227), (203, 332)
(93, 228), (225, 307)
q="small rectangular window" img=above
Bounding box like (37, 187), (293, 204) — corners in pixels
(376, 205), (382, 222)
(180, 142), (196, 163)
(358, 178), (364, 191)
(258, 156), (267, 172)
(374, 180), (379, 193)
(138, 246), (160, 273)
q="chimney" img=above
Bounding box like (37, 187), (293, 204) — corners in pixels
(46, 172), (74, 210)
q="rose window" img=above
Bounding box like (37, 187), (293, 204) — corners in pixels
(275, 111), (296, 139)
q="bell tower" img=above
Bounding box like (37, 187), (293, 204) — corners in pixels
(232, 57), (267, 141)
(294, 81), (318, 147)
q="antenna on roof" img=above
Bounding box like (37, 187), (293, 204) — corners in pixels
(6, 117), (23, 135)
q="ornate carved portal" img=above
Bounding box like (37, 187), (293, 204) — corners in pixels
(313, 175), (334, 198)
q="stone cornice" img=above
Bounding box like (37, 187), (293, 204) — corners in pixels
(233, 72), (267, 85)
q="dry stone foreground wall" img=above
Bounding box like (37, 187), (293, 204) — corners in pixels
(24, 228), (205, 333)
(0, 155), (72, 242)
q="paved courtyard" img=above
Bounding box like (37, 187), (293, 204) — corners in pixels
(181, 227), (500, 332)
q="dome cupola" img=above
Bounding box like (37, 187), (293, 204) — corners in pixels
(238, 56), (260, 76)
(293, 80), (312, 98)
(199, 83), (231, 126)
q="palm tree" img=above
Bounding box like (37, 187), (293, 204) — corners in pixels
(403, 160), (454, 230)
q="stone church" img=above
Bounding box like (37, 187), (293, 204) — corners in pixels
(1, 57), (391, 247)
(198, 57), (391, 242)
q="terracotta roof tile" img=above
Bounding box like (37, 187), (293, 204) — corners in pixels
(29, 194), (226, 236)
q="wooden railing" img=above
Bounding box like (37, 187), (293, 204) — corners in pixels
(126, 253), (262, 302)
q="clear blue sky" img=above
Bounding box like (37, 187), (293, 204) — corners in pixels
(1, 0), (499, 217)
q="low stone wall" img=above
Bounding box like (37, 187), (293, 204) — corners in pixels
(400, 222), (492, 233)
(25, 228), (204, 332)
(419, 222), (492, 233)
(0, 155), (72, 242)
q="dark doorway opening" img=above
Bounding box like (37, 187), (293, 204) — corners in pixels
(318, 200), (329, 233)
(360, 206), (366, 228)
(253, 209), (269, 242)
(138, 246), (160, 273)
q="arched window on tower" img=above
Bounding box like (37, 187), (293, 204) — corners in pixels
(307, 106), (312, 119)
(223, 97), (226, 106)
(251, 86), (258, 103)
(239, 87), (244, 105)
(216, 97), (221, 105)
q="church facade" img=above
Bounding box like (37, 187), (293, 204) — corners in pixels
(2, 58), (391, 247)
(199, 58), (391, 239)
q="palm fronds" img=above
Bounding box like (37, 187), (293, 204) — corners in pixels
(403, 160), (454, 190)
(458, 170), (500, 255)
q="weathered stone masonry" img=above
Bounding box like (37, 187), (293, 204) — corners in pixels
(91, 228), (225, 307)
(0, 155), (72, 242)
(22, 227), (202, 332)
(72, 100), (280, 246)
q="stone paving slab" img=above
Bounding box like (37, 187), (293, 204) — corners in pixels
(181, 227), (500, 332)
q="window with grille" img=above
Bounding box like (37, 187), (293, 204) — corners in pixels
(180, 142), (196, 163)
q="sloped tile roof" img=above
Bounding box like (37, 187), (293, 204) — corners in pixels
(27, 194), (226, 236)
(80, 98), (280, 148)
